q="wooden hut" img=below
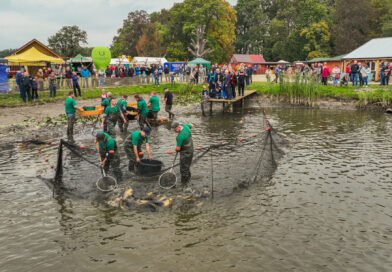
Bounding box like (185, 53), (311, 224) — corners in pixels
(342, 37), (392, 81)
(308, 55), (345, 70)
(229, 54), (266, 74)
(6, 39), (63, 76)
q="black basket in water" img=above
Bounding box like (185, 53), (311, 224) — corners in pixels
(136, 159), (163, 176)
(127, 114), (137, 120)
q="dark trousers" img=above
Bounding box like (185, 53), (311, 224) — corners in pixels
(225, 85), (232, 100)
(245, 76), (250, 85)
(165, 104), (174, 118)
(322, 77), (328, 86)
(21, 85), (32, 102)
(31, 88), (38, 99)
(73, 83), (81, 97)
(238, 84), (244, 96)
(67, 114), (75, 142)
(231, 84), (236, 98)
(49, 84), (56, 97)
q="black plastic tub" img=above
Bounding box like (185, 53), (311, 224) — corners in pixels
(136, 159), (163, 176)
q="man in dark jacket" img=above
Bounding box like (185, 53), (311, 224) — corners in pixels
(350, 60), (360, 87)
(105, 66), (113, 77)
(224, 70), (232, 100)
(21, 72), (32, 102)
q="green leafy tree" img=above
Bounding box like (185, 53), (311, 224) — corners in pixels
(111, 10), (150, 57)
(169, 0), (236, 63)
(0, 48), (16, 58)
(332, 0), (373, 55)
(47, 26), (88, 57)
(135, 23), (166, 56)
(235, 0), (267, 54)
(369, 0), (392, 37)
(165, 42), (188, 61)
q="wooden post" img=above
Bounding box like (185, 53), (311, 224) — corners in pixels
(209, 102), (213, 115)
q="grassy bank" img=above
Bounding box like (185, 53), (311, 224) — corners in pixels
(246, 79), (392, 108)
(0, 83), (201, 107)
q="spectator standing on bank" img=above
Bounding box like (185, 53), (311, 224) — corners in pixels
(31, 77), (38, 100)
(49, 71), (57, 98)
(91, 66), (98, 87)
(154, 69), (160, 87)
(72, 72), (82, 97)
(350, 60), (360, 87)
(98, 67), (105, 86)
(65, 67), (72, 89)
(331, 65), (340, 87)
(164, 65), (170, 82)
(81, 66), (90, 88)
(360, 65), (371, 87)
(105, 66), (112, 78)
(321, 62), (330, 86)
(21, 71), (32, 102)
(36, 69), (44, 91)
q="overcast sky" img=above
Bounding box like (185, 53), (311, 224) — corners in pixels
(1, 0), (237, 50)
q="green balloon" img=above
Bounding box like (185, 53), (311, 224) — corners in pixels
(91, 47), (111, 71)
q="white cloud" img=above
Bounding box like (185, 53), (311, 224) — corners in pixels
(2, 0), (237, 49)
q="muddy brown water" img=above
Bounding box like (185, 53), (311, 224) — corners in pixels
(1, 106), (392, 271)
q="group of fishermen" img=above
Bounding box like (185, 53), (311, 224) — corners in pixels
(64, 87), (193, 185)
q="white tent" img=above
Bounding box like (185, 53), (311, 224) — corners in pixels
(110, 56), (130, 65)
(131, 57), (168, 65)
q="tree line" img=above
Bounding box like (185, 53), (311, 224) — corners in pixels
(111, 0), (392, 63)
(2, 0), (391, 63)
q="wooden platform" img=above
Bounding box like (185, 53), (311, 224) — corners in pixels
(204, 90), (257, 104)
(202, 90), (257, 114)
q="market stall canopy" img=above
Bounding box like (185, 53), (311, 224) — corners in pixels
(188, 58), (211, 69)
(111, 56), (130, 65)
(67, 54), (92, 63)
(188, 58), (211, 65)
(277, 60), (290, 64)
(5, 46), (63, 65)
(131, 57), (168, 65)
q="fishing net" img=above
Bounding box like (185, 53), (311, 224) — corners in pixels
(51, 105), (291, 202)
(96, 176), (117, 192)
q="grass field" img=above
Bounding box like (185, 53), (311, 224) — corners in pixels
(2, 80), (392, 108)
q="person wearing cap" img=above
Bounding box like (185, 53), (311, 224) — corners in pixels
(134, 94), (150, 129)
(123, 127), (152, 171)
(101, 98), (126, 137)
(172, 122), (194, 184)
(65, 91), (84, 142)
(148, 91), (160, 125)
(96, 131), (122, 181)
(117, 94), (129, 132)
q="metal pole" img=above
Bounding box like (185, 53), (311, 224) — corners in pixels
(210, 147), (214, 199)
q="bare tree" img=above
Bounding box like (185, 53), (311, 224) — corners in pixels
(188, 25), (213, 58)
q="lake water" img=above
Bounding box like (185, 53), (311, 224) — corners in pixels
(1, 107), (391, 272)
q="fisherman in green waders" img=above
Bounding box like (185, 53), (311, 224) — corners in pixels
(172, 122), (194, 184)
(101, 98), (126, 137)
(123, 127), (152, 171)
(101, 92), (112, 132)
(117, 94), (129, 132)
(65, 91), (84, 142)
(95, 131), (122, 181)
(134, 94), (150, 130)
(148, 91), (160, 125)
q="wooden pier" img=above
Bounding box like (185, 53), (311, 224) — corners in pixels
(202, 90), (257, 115)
